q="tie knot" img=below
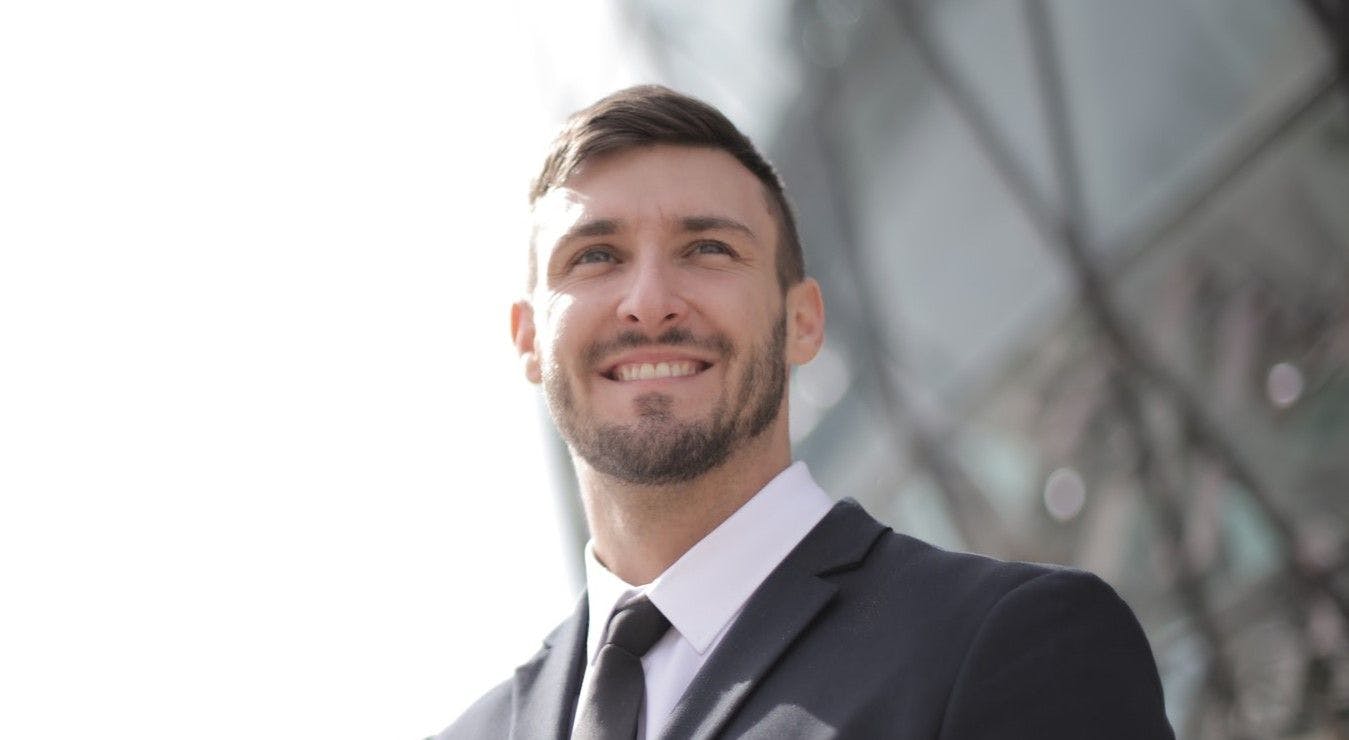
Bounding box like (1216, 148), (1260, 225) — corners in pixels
(603, 597), (670, 657)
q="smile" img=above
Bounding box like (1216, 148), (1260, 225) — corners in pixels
(610, 360), (706, 382)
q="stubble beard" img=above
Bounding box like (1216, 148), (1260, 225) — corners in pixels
(544, 316), (787, 486)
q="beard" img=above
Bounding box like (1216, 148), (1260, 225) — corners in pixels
(543, 315), (787, 486)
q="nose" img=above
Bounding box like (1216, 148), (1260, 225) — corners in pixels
(616, 256), (687, 331)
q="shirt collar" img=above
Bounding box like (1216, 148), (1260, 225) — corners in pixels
(582, 540), (646, 664)
(582, 461), (833, 661)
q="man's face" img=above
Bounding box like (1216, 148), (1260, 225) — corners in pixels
(516, 145), (820, 485)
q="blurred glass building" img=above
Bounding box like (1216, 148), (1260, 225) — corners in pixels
(530, 1), (1349, 737)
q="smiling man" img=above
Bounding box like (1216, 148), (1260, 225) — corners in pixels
(434, 86), (1173, 740)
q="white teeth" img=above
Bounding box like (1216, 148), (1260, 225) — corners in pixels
(615, 361), (699, 381)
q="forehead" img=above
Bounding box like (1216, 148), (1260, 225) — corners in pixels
(532, 145), (777, 253)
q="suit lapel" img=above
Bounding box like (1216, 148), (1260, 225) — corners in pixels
(509, 595), (589, 740)
(659, 499), (887, 739)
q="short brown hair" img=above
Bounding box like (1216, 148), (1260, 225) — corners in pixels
(528, 85), (805, 291)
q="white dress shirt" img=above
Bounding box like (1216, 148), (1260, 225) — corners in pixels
(572, 461), (834, 740)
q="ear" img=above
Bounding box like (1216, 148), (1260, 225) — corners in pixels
(785, 277), (825, 366)
(511, 300), (541, 384)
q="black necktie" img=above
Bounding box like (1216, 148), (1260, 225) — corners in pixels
(573, 597), (672, 740)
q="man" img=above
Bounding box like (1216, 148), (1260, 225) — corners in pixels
(436, 86), (1173, 739)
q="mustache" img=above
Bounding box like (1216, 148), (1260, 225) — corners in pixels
(584, 327), (734, 367)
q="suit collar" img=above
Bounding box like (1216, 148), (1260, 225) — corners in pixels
(509, 595), (588, 740)
(658, 498), (887, 739)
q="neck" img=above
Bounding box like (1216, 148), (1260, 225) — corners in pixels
(576, 424), (792, 586)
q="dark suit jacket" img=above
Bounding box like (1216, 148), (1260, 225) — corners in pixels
(437, 499), (1174, 739)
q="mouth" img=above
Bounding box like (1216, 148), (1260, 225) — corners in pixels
(602, 358), (713, 382)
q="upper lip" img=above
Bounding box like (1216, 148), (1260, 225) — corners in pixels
(599, 350), (716, 379)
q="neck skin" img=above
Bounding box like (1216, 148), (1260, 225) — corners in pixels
(575, 398), (793, 586)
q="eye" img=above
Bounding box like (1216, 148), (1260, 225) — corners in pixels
(691, 240), (734, 257)
(573, 247), (616, 266)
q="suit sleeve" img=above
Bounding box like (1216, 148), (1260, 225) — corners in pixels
(937, 568), (1175, 740)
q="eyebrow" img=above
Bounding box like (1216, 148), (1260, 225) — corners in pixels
(556, 214), (759, 248)
(680, 215), (757, 240)
(560, 219), (621, 243)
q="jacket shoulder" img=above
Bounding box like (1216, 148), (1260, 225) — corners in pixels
(862, 524), (1072, 611)
(888, 540), (1175, 739)
(428, 679), (513, 740)
(821, 498), (1060, 599)
(831, 521), (1172, 737)
(427, 596), (587, 740)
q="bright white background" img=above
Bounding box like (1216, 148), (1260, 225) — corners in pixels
(0, 2), (624, 737)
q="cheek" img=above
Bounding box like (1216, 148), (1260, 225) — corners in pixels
(536, 299), (586, 369)
(718, 293), (780, 344)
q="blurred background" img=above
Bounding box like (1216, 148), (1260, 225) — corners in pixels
(1, 1), (1345, 739)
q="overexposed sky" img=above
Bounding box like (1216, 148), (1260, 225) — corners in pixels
(0, 2), (651, 737)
